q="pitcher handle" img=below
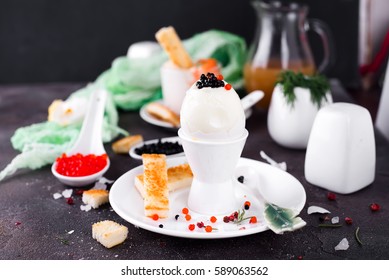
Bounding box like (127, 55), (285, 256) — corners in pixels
(306, 19), (334, 74)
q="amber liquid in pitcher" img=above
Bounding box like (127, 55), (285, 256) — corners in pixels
(244, 61), (316, 109)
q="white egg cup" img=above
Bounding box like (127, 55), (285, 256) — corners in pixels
(178, 129), (249, 215)
(160, 61), (193, 115)
(268, 84), (333, 149)
(304, 103), (376, 194)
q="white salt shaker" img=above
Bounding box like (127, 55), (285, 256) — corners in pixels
(304, 103), (376, 194)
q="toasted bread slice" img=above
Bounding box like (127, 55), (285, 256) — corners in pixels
(155, 26), (193, 69)
(82, 189), (109, 209)
(142, 154), (169, 218)
(134, 175), (147, 199)
(146, 102), (180, 127)
(135, 163), (193, 198)
(92, 220), (128, 248)
(167, 163), (193, 191)
(112, 134), (143, 154)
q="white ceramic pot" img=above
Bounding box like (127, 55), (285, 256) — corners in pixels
(267, 84), (333, 149)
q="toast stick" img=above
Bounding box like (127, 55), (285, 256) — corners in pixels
(155, 26), (194, 69)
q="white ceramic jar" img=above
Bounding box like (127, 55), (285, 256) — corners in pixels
(267, 84), (333, 149)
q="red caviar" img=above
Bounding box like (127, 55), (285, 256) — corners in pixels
(188, 224), (195, 231)
(185, 214), (192, 221)
(182, 207), (189, 215)
(249, 216), (257, 224)
(55, 153), (108, 177)
(151, 214), (159, 221)
(192, 59), (221, 80)
(198, 58), (217, 68)
(244, 201), (251, 210)
(210, 216), (217, 223)
(205, 225), (213, 232)
(224, 84), (232, 90)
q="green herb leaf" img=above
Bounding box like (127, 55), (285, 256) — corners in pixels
(277, 71), (330, 108)
(232, 209), (255, 225)
(318, 224), (343, 228)
(239, 209), (245, 221)
(59, 238), (69, 245)
(355, 227), (363, 245)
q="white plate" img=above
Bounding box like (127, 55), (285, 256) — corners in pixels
(140, 100), (253, 130)
(140, 100), (177, 129)
(129, 136), (184, 160)
(109, 156), (306, 239)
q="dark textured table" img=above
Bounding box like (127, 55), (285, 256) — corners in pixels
(0, 81), (388, 260)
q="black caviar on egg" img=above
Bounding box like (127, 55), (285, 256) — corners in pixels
(237, 176), (244, 183)
(196, 72), (225, 89)
(134, 139), (183, 156)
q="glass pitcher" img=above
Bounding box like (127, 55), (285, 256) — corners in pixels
(244, 0), (332, 108)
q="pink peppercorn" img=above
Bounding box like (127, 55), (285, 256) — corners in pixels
(66, 197), (74, 205)
(345, 217), (353, 225)
(370, 203), (381, 212)
(327, 192), (336, 201)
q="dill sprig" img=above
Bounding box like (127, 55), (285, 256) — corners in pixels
(232, 209), (255, 225)
(277, 71), (330, 108)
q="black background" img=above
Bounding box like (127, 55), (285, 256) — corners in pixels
(0, 0), (360, 87)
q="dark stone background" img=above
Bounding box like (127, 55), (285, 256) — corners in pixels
(0, 0), (360, 87)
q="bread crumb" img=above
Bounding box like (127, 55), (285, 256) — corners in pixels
(82, 189), (109, 209)
(92, 220), (128, 248)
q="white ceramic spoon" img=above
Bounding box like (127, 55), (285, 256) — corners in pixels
(241, 90), (264, 111)
(259, 150), (287, 171)
(51, 88), (110, 187)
